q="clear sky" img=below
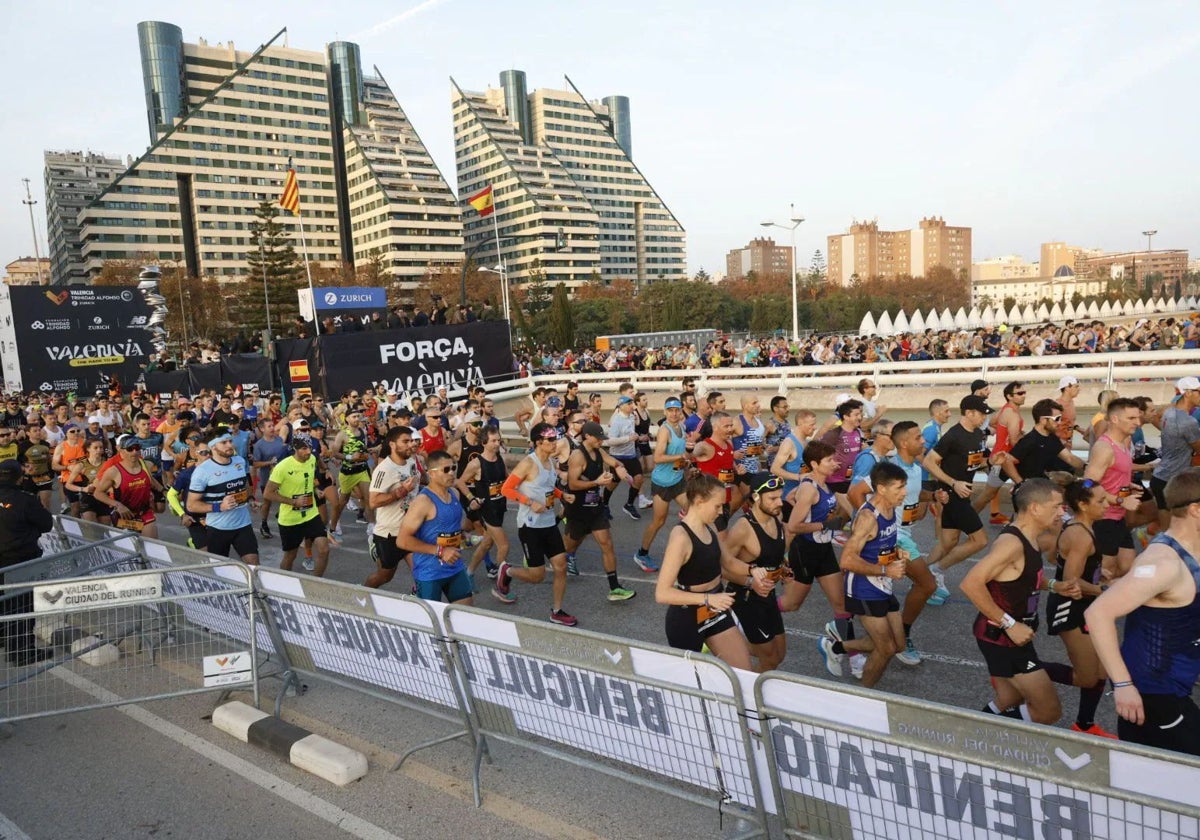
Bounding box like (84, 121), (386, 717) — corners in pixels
(3, 0), (1198, 278)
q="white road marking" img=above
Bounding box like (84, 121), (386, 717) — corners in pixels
(49, 668), (404, 840)
(785, 628), (986, 670)
(0, 811), (33, 840)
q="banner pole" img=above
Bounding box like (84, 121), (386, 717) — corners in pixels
(296, 211), (316, 323)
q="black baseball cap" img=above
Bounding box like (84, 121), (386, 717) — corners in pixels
(960, 395), (993, 415)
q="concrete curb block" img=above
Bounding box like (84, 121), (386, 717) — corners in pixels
(212, 701), (368, 786)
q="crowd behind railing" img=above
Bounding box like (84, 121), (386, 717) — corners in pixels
(514, 313), (1200, 375)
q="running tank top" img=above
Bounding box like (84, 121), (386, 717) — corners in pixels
(733, 415), (766, 472)
(650, 422), (688, 488)
(1099, 433), (1135, 521)
(973, 525), (1044, 647)
(829, 427), (863, 482)
(59, 440), (87, 484)
(675, 523), (722, 588)
(780, 432), (805, 498)
(845, 501), (899, 599)
(799, 477), (839, 544)
(456, 437), (483, 478)
(74, 459), (102, 489)
(518, 455), (559, 528)
(473, 454), (508, 510)
(993, 404), (1024, 453)
(1054, 522), (1103, 587)
(567, 446), (606, 514)
(411, 488), (466, 582)
(742, 514), (787, 584)
(115, 461), (154, 514)
(1122, 534), (1200, 697)
(697, 437), (736, 502)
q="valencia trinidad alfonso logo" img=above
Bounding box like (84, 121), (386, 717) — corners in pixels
(45, 290), (69, 306)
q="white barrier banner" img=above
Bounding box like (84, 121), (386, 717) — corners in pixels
(33, 572), (162, 613)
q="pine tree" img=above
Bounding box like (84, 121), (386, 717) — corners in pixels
(547, 283), (575, 349)
(246, 200), (303, 334)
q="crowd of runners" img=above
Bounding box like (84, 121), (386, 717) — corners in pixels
(1, 369), (1198, 757)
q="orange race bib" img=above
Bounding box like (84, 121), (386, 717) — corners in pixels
(436, 532), (463, 548)
(545, 492), (556, 507)
(745, 444), (763, 457)
(966, 450), (985, 469)
(877, 548), (899, 567)
(488, 482), (502, 498)
(231, 489), (250, 505)
(763, 565), (788, 583)
(902, 503), (920, 525)
(1117, 485), (1136, 499)
(718, 469), (735, 485)
(116, 517), (145, 533)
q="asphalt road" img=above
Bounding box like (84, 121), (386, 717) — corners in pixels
(0, 491), (1179, 840)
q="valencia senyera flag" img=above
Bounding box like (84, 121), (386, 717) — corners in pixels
(467, 184), (495, 217)
(279, 161), (300, 214)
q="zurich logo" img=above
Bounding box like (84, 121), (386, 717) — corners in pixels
(93, 316), (103, 325)
(323, 291), (338, 306)
(30, 321), (44, 329)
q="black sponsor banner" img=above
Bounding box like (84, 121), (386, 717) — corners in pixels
(143, 370), (190, 397)
(15, 286), (152, 394)
(273, 337), (318, 401)
(220, 354), (273, 394)
(319, 322), (513, 402)
(187, 362), (223, 395)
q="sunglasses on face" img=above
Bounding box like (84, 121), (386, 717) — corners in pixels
(122, 445), (142, 451)
(434, 465), (455, 474)
(196, 449), (211, 456)
(1048, 416), (1062, 424)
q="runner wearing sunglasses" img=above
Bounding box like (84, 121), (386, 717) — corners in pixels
(93, 434), (160, 538)
(724, 473), (789, 671)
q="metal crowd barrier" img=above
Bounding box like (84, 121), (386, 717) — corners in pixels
(755, 671), (1200, 839)
(0, 563), (257, 724)
(441, 605), (768, 835)
(251, 569), (478, 770)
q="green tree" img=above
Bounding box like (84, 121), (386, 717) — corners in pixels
(246, 200), (303, 334)
(693, 267), (711, 283)
(808, 250), (826, 283)
(546, 283), (575, 349)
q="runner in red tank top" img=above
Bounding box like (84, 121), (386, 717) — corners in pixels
(975, 382), (1027, 525)
(1083, 397), (1150, 577)
(418, 423), (446, 456)
(692, 411), (745, 530)
(93, 434), (160, 538)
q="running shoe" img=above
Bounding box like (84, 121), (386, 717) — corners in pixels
(928, 570), (950, 605)
(494, 561), (512, 597)
(895, 637), (922, 666)
(566, 553), (579, 576)
(817, 636), (844, 678)
(633, 551), (660, 573)
(622, 503), (642, 521)
(485, 557), (499, 579)
(325, 528), (342, 547)
(637, 495), (654, 509)
(347, 498), (359, 512)
(850, 654), (866, 680)
(824, 618), (846, 644)
(1070, 722), (1118, 739)
(607, 587), (636, 602)
(301, 556), (315, 572)
(333, 524), (343, 538)
(990, 513), (1011, 525)
(550, 608), (578, 626)
(260, 523), (273, 539)
(356, 510), (367, 524)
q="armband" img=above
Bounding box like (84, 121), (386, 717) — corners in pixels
(553, 487), (564, 500)
(211, 502), (222, 513)
(998, 613), (1017, 630)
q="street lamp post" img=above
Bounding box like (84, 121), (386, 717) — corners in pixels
(761, 204), (805, 342)
(20, 179), (45, 285)
(1141, 230), (1158, 297)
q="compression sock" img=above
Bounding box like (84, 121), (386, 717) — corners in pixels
(627, 484), (638, 505)
(831, 641), (846, 655)
(903, 623), (913, 640)
(834, 612), (854, 641)
(1042, 661), (1075, 687)
(1076, 680), (1106, 729)
(607, 571), (620, 590)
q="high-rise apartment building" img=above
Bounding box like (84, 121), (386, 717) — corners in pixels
(76, 22), (461, 290)
(826, 217), (971, 286)
(452, 71), (685, 290)
(725, 237), (793, 281)
(44, 150), (127, 284)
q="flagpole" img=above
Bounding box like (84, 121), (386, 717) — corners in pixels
(490, 204), (509, 323)
(295, 208), (316, 322)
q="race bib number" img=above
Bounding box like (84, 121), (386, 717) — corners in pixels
(673, 456), (689, 470)
(762, 565), (788, 583)
(545, 492), (556, 507)
(718, 469), (735, 485)
(290, 493), (311, 508)
(1117, 485), (1136, 499)
(745, 444), (763, 457)
(902, 503), (920, 525)
(696, 603), (724, 634)
(436, 532), (463, 548)
(966, 450), (985, 469)
(582, 488), (602, 507)
(116, 517), (145, 533)
(231, 489), (250, 505)
(877, 548), (899, 567)
(488, 482), (502, 498)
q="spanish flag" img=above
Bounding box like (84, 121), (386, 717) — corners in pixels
(467, 184), (495, 217)
(279, 162), (300, 215)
